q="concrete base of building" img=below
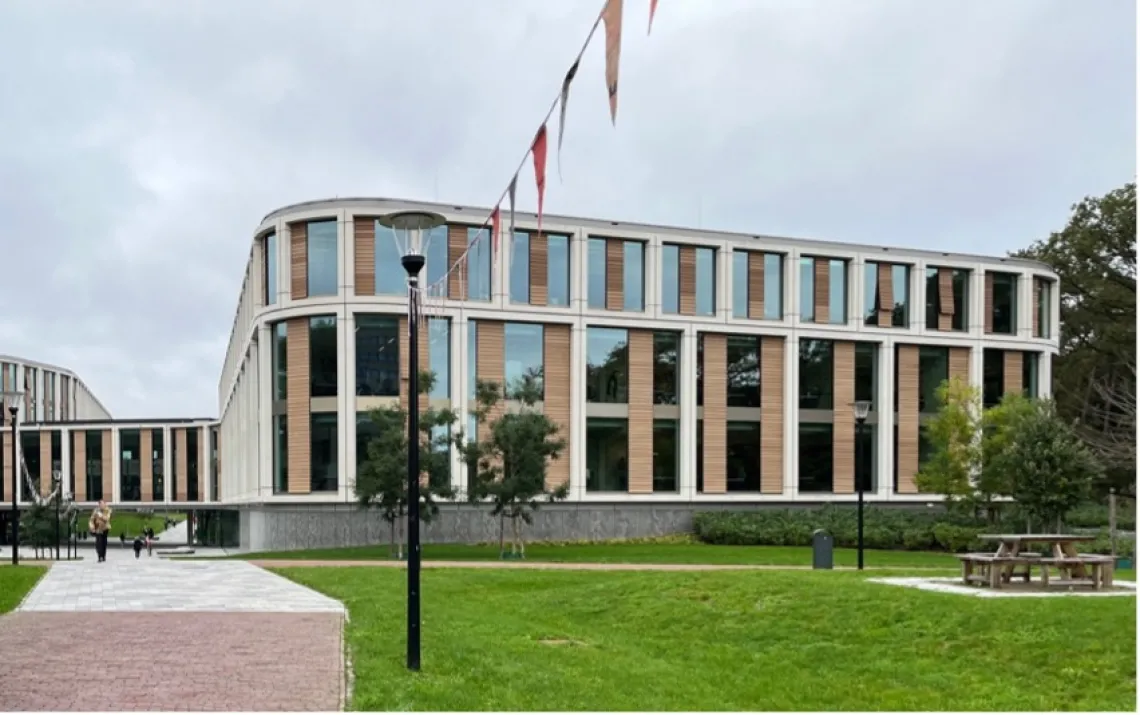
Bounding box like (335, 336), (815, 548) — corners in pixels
(234, 501), (940, 553)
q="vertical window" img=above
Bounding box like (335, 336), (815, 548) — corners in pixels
(926, 267), (970, 331)
(510, 231), (530, 304)
(375, 220), (405, 295)
(120, 429), (141, 502)
(799, 257), (815, 322)
(623, 240), (644, 311)
(924, 267), (938, 329)
(273, 416), (288, 494)
(653, 332), (679, 405)
(309, 316), (338, 398)
(424, 225), (449, 290)
(272, 322), (287, 401)
(210, 427), (219, 502)
(798, 424), (834, 492)
(982, 349), (1004, 407)
(153, 429), (164, 500)
(588, 238), (606, 309)
(307, 219), (338, 297)
(264, 231), (278, 305)
(856, 423), (877, 492)
(891, 264), (909, 327)
(310, 413), (338, 492)
(727, 422), (762, 491)
(428, 318), (450, 400)
(727, 336), (760, 407)
(1022, 352), (1039, 398)
(355, 315), (399, 397)
(828, 259), (847, 324)
(864, 262), (879, 325)
(662, 244), (680, 314)
(50, 431), (61, 485)
(467, 320), (477, 401)
(504, 323), (544, 399)
(952, 269), (968, 331)
(764, 253), (783, 320)
(652, 420), (679, 492)
(467, 227), (492, 301)
(586, 327), (628, 403)
(547, 235), (570, 306)
(86, 430), (103, 502)
(21, 432), (41, 495)
(855, 342), (877, 407)
(731, 250), (748, 318)
(990, 272), (1018, 334)
(187, 428), (199, 502)
(1035, 279), (1052, 338)
(695, 247), (716, 316)
(918, 347), (950, 413)
(799, 339), (834, 409)
(586, 418), (629, 491)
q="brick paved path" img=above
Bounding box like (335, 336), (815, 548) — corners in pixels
(0, 558), (346, 711)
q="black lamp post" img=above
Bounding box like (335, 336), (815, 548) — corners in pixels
(53, 470), (61, 561)
(3, 390), (23, 565)
(378, 210), (446, 673)
(853, 399), (872, 571)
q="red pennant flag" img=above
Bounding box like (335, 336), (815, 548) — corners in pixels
(648, 0), (659, 35)
(601, 0), (624, 125)
(531, 124), (548, 234)
(490, 206), (501, 257)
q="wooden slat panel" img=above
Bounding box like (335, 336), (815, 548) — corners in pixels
(290, 222), (308, 300)
(100, 430), (113, 502)
(1032, 279), (1041, 336)
(175, 429), (188, 502)
(627, 330), (654, 493)
(476, 320), (505, 439)
(2, 432), (11, 504)
(605, 239), (624, 310)
(877, 263), (893, 327)
(141, 429), (153, 502)
(702, 333), (727, 493)
(448, 225), (467, 300)
(747, 252), (765, 319)
(813, 259), (830, 323)
(832, 342), (856, 493)
(543, 324), (571, 490)
(529, 233), (548, 306)
(40, 431), (51, 497)
(896, 346), (920, 494)
(984, 272), (994, 333)
(286, 317), (311, 494)
(1004, 351), (1023, 395)
(354, 217), (375, 296)
(949, 347), (970, 384)
(72, 431), (86, 502)
(678, 246), (697, 316)
(938, 268), (954, 316)
(760, 336), (784, 493)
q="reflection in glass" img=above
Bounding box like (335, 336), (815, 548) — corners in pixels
(355, 315), (399, 397)
(588, 238), (606, 309)
(307, 220), (338, 296)
(120, 429), (141, 502)
(1022, 352), (1038, 398)
(273, 415), (288, 494)
(662, 244), (680, 314)
(356, 411), (379, 482)
(653, 420), (679, 492)
(798, 423), (834, 492)
(310, 315), (338, 398)
(731, 251), (748, 318)
(21, 432), (41, 495)
(86, 431), (104, 502)
(152, 429), (164, 500)
(983, 348), (1004, 407)
(623, 240), (644, 311)
(1035, 280), (1051, 338)
(504, 322), (544, 399)
(764, 253), (783, 320)
(918, 346), (949, 413)
(510, 231), (530, 304)
(924, 267), (939, 330)
(467, 227), (492, 301)
(828, 259), (847, 324)
(727, 422), (761, 491)
(586, 417), (629, 491)
(799, 339), (834, 409)
(310, 413), (338, 492)
(467, 321), (477, 400)
(425, 225), (449, 291)
(428, 318), (450, 399)
(855, 342), (877, 407)
(863, 262), (879, 325)
(586, 327), (628, 403)
(891, 264), (909, 327)
(727, 336), (760, 407)
(653, 332), (679, 405)
(187, 428), (200, 502)
(991, 273), (1018, 334)
(696, 247), (716, 316)
(547, 234), (570, 306)
(273, 322), (287, 400)
(376, 221), (406, 295)
(799, 257), (815, 322)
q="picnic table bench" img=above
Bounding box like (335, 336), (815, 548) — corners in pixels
(956, 535), (1115, 590)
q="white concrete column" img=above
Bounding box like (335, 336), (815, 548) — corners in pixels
(717, 242), (732, 324)
(912, 260), (928, 332)
(876, 339), (895, 499)
(1038, 350), (1053, 398)
(258, 323), (273, 500)
(783, 334), (800, 496)
(279, 219), (293, 306)
(495, 225), (510, 308)
(337, 305), (350, 503)
(199, 425), (210, 502)
(60, 427), (71, 498)
(110, 427), (121, 503)
(678, 324), (698, 500)
(644, 236), (660, 317)
(163, 426), (173, 503)
(788, 248), (803, 326)
(1017, 270), (1033, 340)
(570, 321), (588, 500)
(969, 264), (986, 338)
(847, 257), (862, 328)
(572, 229), (589, 313)
(969, 342), (985, 395)
(342, 212), (356, 299)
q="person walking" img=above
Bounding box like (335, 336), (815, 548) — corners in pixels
(132, 534), (143, 559)
(144, 526), (154, 557)
(88, 501), (113, 563)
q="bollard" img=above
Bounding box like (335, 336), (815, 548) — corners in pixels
(812, 529), (834, 570)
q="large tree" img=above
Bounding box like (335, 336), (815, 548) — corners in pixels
(1014, 183), (1136, 496)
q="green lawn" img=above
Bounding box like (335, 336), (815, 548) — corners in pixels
(279, 567), (1137, 711)
(76, 511), (184, 538)
(0, 566), (47, 614)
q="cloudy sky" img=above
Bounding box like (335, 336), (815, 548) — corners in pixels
(0, 0), (1134, 419)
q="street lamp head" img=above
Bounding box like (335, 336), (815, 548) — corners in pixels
(853, 400), (872, 423)
(378, 210), (447, 260)
(1, 389), (23, 417)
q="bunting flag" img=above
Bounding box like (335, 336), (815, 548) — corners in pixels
(557, 60), (580, 182)
(490, 206), (501, 256)
(507, 175), (518, 236)
(531, 124), (549, 234)
(648, 0), (659, 35)
(601, 0), (624, 124)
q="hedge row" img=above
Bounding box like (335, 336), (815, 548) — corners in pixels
(692, 507), (1136, 558)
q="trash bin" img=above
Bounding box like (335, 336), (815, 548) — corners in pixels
(812, 529), (833, 570)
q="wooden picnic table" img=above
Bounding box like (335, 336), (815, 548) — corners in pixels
(977, 533), (1101, 584)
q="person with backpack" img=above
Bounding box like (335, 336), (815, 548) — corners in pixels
(88, 501), (113, 563)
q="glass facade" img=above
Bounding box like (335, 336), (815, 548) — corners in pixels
(587, 238), (606, 309)
(467, 227), (492, 301)
(828, 259), (847, 324)
(310, 413), (338, 492)
(727, 422), (762, 492)
(152, 429), (164, 500)
(273, 416), (288, 494)
(855, 342), (877, 407)
(547, 234), (570, 306)
(925, 267), (970, 331)
(731, 250), (747, 318)
(653, 332), (679, 405)
(624, 240), (644, 311)
(1035, 279), (1051, 338)
(652, 420), (679, 492)
(307, 219), (338, 297)
(1022, 351), (1038, 398)
(864, 262), (908, 327)
(982, 348), (1003, 407)
(695, 247), (716, 316)
(272, 322), (287, 401)
(86, 430), (103, 501)
(798, 423), (834, 492)
(425, 225), (449, 291)
(428, 318), (450, 399)
(586, 327), (628, 403)
(187, 428), (200, 502)
(120, 429), (141, 502)
(310, 316), (337, 398)
(764, 253), (782, 320)
(662, 244), (680, 314)
(918, 347), (949, 413)
(990, 272), (1018, 334)
(509, 231), (529, 304)
(586, 417), (628, 492)
(21, 432), (41, 496)
(264, 231), (277, 304)
(376, 220), (405, 295)
(799, 257), (815, 322)
(799, 339), (833, 410)
(504, 322), (544, 399)
(727, 336), (760, 407)
(355, 315), (399, 397)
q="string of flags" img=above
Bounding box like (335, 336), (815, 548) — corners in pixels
(420, 0), (659, 299)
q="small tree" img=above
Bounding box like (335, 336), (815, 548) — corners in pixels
(460, 376), (569, 557)
(995, 399), (1102, 531)
(356, 370), (457, 558)
(916, 377), (981, 514)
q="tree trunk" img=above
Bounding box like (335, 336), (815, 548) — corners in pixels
(511, 516), (522, 557)
(398, 518), (405, 560)
(1109, 490), (1118, 557)
(389, 520), (397, 560)
(498, 513), (505, 557)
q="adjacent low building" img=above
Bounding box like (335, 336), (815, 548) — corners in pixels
(0, 197), (1061, 551)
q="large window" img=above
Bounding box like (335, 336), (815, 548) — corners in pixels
(925, 267), (970, 331)
(727, 336), (760, 407)
(21, 432), (41, 496)
(586, 327), (628, 403)
(764, 254), (783, 320)
(547, 234), (570, 307)
(855, 342), (877, 407)
(187, 428), (200, 502)
(264, 231), (277, 305)
(272, 322), (287, 401)
(428, 318), (450, 399)
(798, 423), (834, 492)
(86, 430), (103, 501)
(504, 323), (544, 399)
(731, 251), (748, 318)
(662, 244), (680, 314)
(311, 413), (338, 492)
(356, 412), (379, 484)
(1035, 278), (1052, 338)
(856, 424), (877, 492)
(864, 262), (908, 327)
(509, 231), (529, 304)
(588, 238), (606, 309)
(799, 339), (833, 409)
(653, 332), (679, 405)
(990, 272), (1018, 334)
(1023, 351), (1039, 398)
(310, 316), (338, 397)
(624, 240), (645, 311)
(829, 259), (847, 324)
(653, 419), (679, 492)
(799, 257), (815, 322)
(152, 429), (164, 500)
(424, 225), (449, 290)
(120, 429), (141, 502)
(982, 348), (1004, 407)
(376, 220), (406, 295)
(307, 219), (338, 297)
(918, 347), (949, 413)
(467, 227), (492, 301)
(355, 315), (399, 397)
(727, 422), (762, 491)
(273, 416), (288, 494)
(695, 247), (716, 316)
(586, 417), (628, 491)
